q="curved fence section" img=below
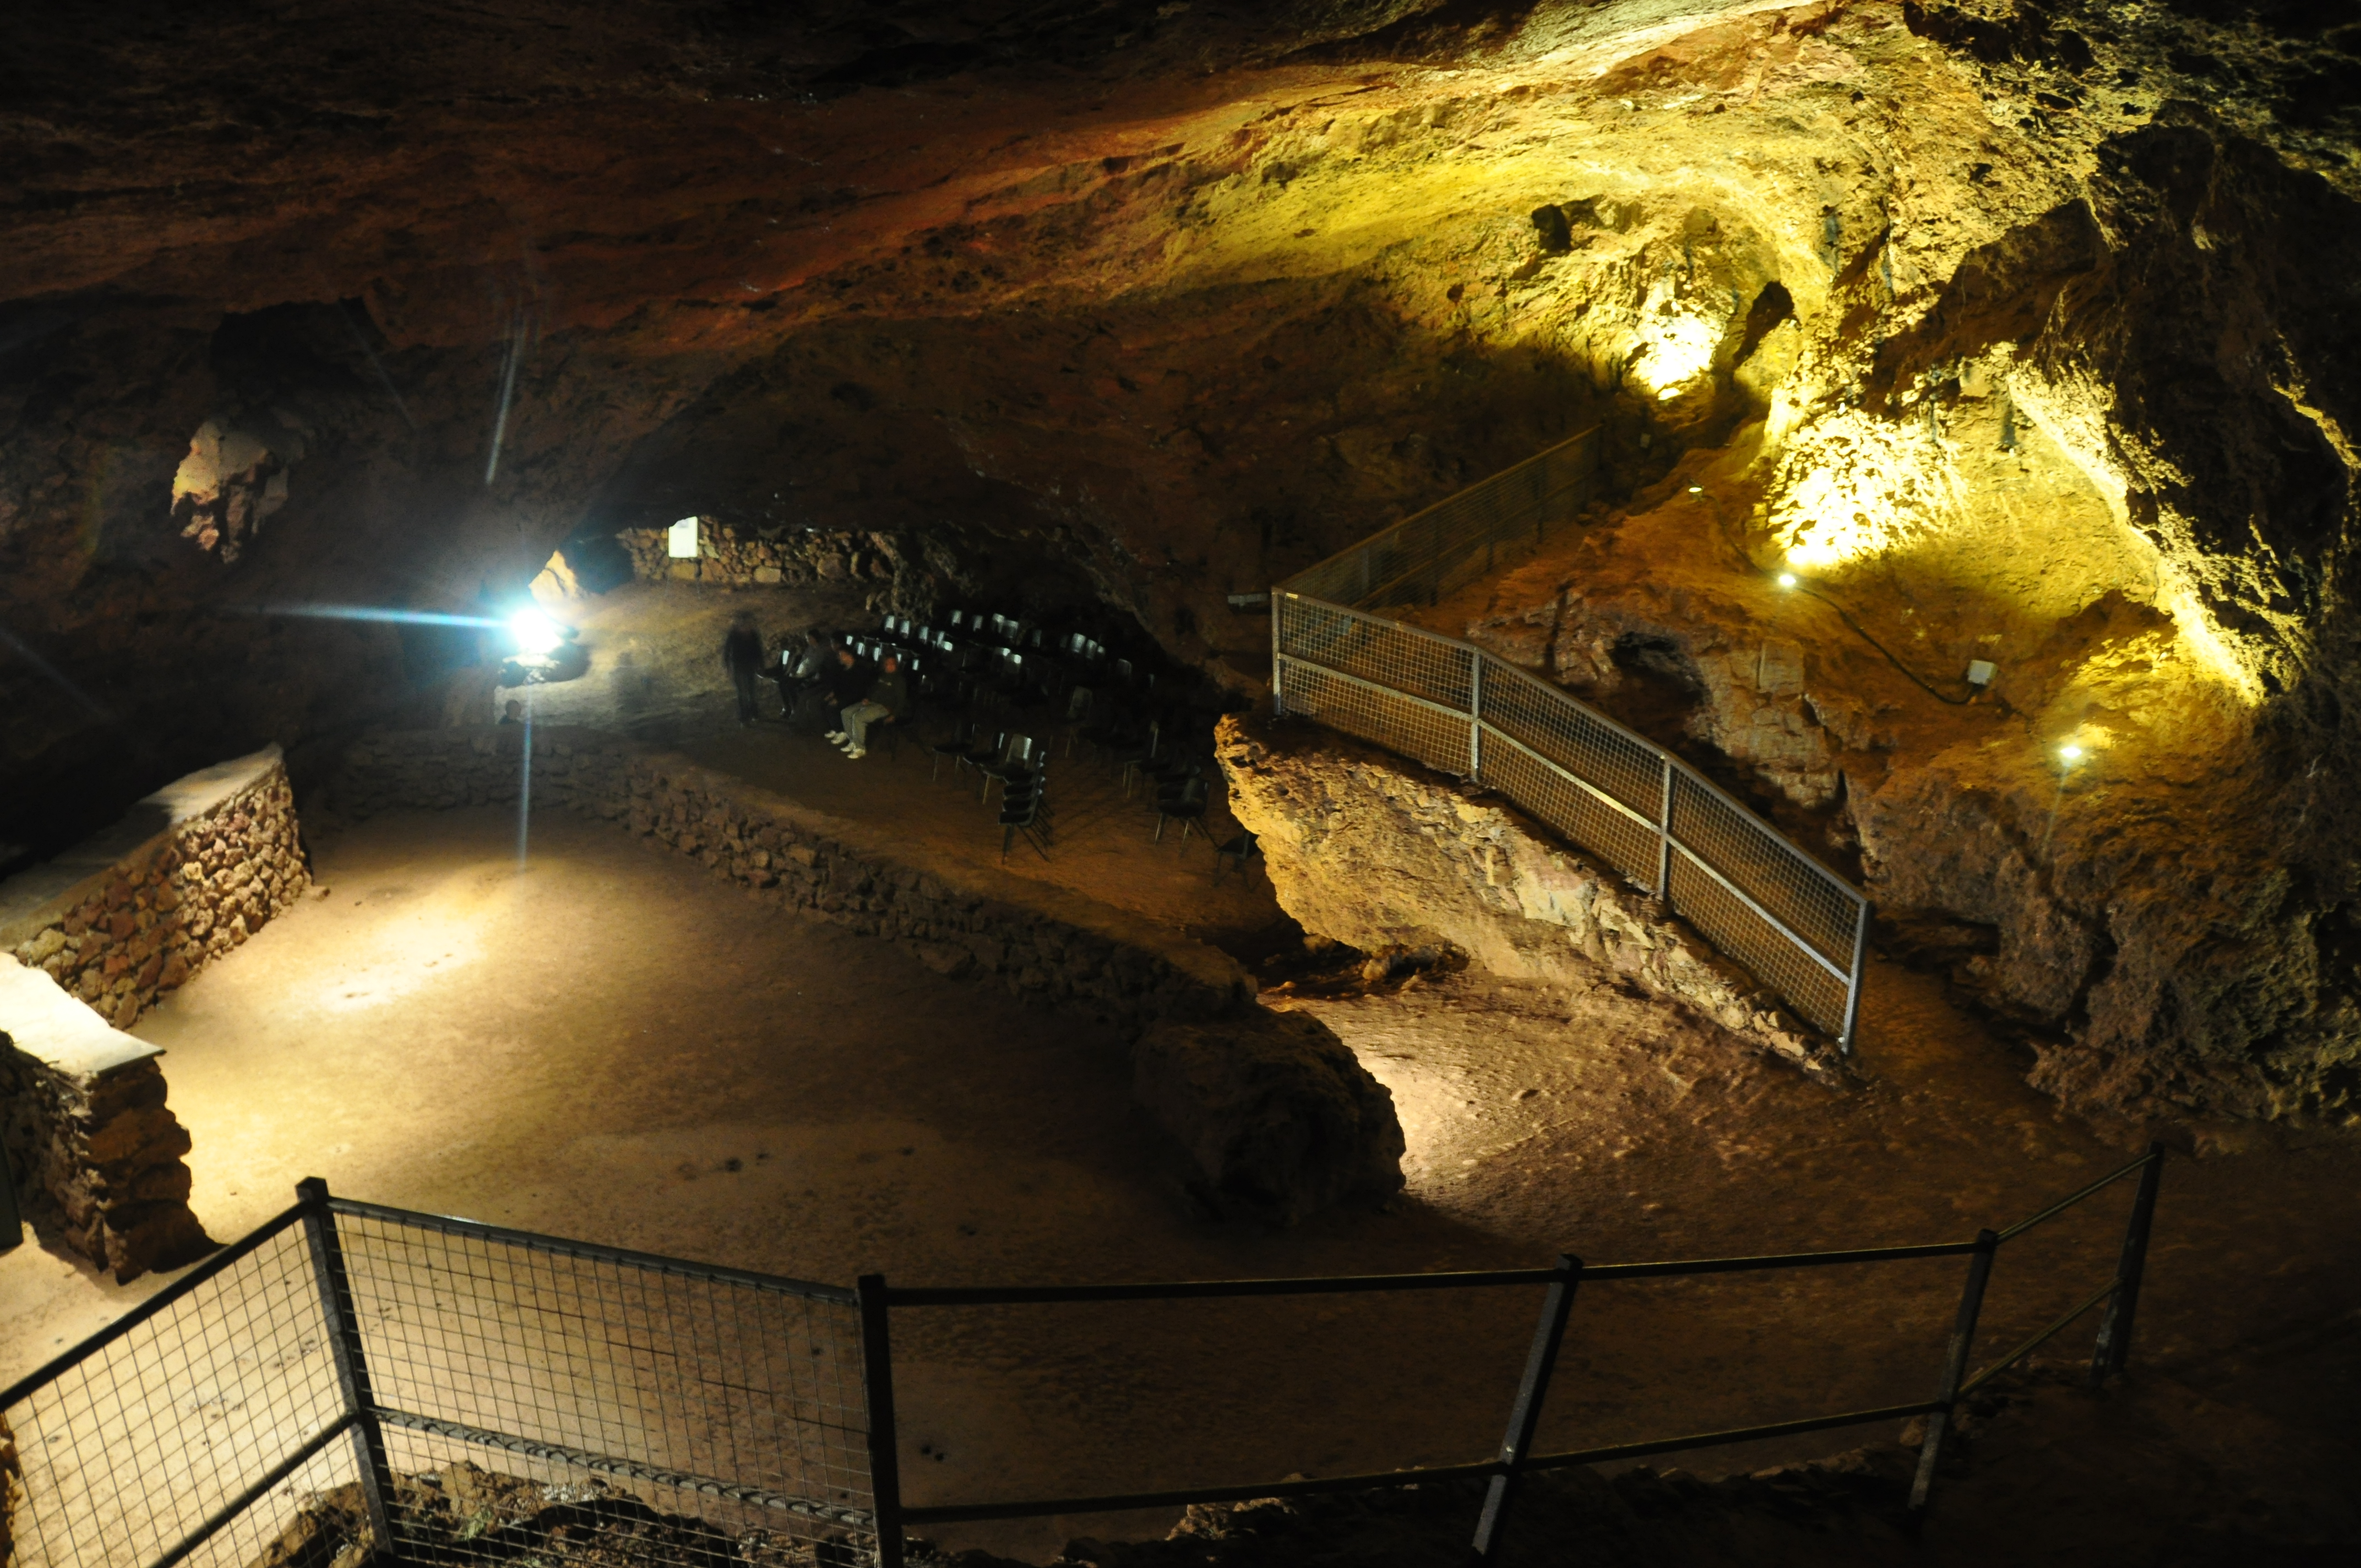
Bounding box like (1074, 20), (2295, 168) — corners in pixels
(1271, 428), (1872, 1049)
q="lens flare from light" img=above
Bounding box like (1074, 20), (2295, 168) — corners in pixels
(510, 609), (562, 657)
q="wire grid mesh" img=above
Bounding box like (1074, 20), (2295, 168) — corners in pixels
(1284, 430), (1599, 611)
(328, 1207), (873, 1555)
(1667, 850), (1852, 1036)
(376, 1422), (861, 1568)
(1278, 597), (1475, 712)
(1475, 734), (1663, 890)
(1277, 658), (1473, 778)
(1475, 659), (1665, 819)
(1, 1215), (349, 1568)
(1666, 774), (1862, 967)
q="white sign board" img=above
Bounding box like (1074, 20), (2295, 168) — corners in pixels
(667, 516), (700, 558)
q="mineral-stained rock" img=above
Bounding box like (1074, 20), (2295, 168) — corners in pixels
(1132, 1009), (1406, 1226)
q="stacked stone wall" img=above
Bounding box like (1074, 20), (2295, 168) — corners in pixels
(3, 758), (307, 1032)
(616, 522), (909, 592)
(333, 727), (1253, 1031)
(0, 984), (209, 1283)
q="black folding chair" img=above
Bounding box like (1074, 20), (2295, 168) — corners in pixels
(1154, 774), (1210, 847)
(981, 735), (1038, 805)
(1212, 830), (1260, 885)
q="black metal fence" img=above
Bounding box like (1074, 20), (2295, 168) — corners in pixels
(1271, 428), (1876, 1050)
(0, 1182), (873, 1568)
(5, 1149), (2163, 1568)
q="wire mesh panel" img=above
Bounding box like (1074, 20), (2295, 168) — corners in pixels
(1, 1211), (351, 1568)
(328, 1205), (874, 1562)
(1475, 660), (1664, 819)
(1667, 850), (1851, 1036)
(1279, 596), (1475, 713)
(1476, 732), (1663, 890)
(1285, 430), (1600, 611)
(1278, 658), (1474, 778)
(1666, 774), (1862, 968)
(1275, 429), (1870, 1047)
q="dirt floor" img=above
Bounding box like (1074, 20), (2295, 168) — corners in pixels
(5, 581), (2359, 1563)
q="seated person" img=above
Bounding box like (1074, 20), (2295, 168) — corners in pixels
(829, 654), (909, 760)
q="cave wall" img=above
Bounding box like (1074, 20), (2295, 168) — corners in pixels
(2, 1), (2358, 1118)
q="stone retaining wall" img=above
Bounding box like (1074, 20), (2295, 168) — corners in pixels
(0, 957), (210, 1282)
(617, 521), (913, 594)
(0, 747), (308, 1032)
(1219, 711), (1840, 1076)
(0, 747), (298, 1280)
(332, 726), (1255, 1031)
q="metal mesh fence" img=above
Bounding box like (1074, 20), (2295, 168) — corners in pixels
(1287, 432), (1598, 611)
(1667, 851), (1852, 1037)
(1, 1197), (874, 1568)
(1666, 775), (1859, 970)
(1, 1212), (350, 1568)
(1275, 429), (1870, 1048)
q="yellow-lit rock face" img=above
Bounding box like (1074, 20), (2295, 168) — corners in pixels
(1, 1), (2356, 1117)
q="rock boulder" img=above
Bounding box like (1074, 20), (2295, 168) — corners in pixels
(1132, 1010), (1405, 1227)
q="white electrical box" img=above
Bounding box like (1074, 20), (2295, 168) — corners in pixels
(1965, 659), (1996, 687)
(667, 517), (700, 558)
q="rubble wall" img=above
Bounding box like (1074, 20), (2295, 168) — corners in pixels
(0, 958), (210, 1282)
(0, 747), (308, 1033)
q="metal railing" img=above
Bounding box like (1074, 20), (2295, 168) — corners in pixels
(1272, 428), (1874, 1049)
(0, 1180), (874, 1568)
(7, 1148), (2163, 1568)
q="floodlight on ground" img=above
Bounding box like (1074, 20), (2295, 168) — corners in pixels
(2060, 743), (2085, 763)
(509, 608), (563, 657)
(1776, 572), (1797, 589)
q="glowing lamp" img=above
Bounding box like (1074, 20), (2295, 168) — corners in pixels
(1776, 572), (1797, 589)
(509, 609), (563, 657)
(2060, 744), (2085, 763)
(1687, 486), (1702, 494)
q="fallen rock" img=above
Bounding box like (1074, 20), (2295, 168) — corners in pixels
(1132, 1010), (1405, 1226)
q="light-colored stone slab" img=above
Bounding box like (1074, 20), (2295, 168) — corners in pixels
(0, 955), (158, 1077)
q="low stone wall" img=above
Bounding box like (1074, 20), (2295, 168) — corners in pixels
(0, 957), (210, 1281)
(332, 726), (1255, 1031)
(617, 521), (911, 592)
(0, 747), (308, 1032)
(1219, 711), (1836, 1075)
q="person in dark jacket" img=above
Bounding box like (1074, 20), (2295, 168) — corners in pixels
(830, 654), (909, 759)
(721, 611), (766, 725)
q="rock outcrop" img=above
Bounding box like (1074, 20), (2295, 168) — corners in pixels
(1132, 1010), (1406, 1226)
(1220, 712), (1832, 1073)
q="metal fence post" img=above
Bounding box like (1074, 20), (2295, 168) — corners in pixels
(2088, 1144), (2166, 1386)
(857, 1274), (906, 1568)
(1270, 593), (1285, 717)
(1655, 760), (1676, 906)
(297, 1178), (396, 1563)
(1838, 900), (1870, 1057)
(1470, 1254), (1582, 1562)
(1908, 1229), (1998, 1513)
(1468, 654), (1484, 783)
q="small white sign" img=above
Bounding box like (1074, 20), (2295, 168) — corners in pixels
(667, 517), (700, 558)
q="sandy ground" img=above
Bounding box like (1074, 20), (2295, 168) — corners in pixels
(5, 580), (2358, 1561)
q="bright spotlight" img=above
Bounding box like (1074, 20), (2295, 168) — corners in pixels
(1687, 486), (1702, 494)
(509, 608), (562, 657)
(1776, 572), (1797, 589)
(2060, 743), (2085, 763)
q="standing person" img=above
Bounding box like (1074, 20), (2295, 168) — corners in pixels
(831, 653), (909, 760)
(721, 609), (766, 726)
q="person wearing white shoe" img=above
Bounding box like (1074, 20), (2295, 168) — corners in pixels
(839, 654), (909, 760)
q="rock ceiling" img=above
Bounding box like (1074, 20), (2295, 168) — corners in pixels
(3, 1), (2358, 1118)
